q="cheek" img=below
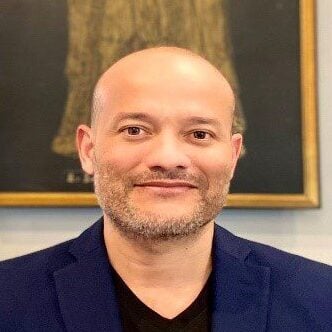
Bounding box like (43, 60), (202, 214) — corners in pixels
(97, 143), (145, 172)
(193, 147), (234, 176)
(189, 149), (233, 192)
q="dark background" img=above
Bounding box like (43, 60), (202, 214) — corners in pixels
(0, 0), (302, 194)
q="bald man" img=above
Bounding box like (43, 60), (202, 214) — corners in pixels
(1, 47), (332, 332)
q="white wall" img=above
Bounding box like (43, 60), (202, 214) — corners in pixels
(1, 0), (331, 265)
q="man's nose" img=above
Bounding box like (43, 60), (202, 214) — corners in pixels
(143, 133), (191, 171)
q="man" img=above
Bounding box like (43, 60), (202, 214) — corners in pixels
(1, 47), (331, 331)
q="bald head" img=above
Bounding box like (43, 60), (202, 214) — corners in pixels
(90, 47), (235, 130)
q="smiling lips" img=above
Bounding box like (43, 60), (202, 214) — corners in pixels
(135, 181), (197, 195)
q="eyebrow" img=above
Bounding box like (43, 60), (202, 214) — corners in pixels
(185, 116), (221, 128)
(112, 112), (154, 124)
(111, 112), (221, 129)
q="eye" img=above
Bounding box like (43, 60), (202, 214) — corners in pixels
(192, 131), (211, 140)
(124, 127), (142, 135)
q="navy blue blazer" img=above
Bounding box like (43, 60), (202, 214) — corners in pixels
(1, 218), (332, 331)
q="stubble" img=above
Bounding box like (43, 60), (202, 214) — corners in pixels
(94, 161), (231, 241)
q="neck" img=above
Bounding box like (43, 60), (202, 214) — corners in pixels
(103, 216), (214, 318)
(103, 217), (214, 287)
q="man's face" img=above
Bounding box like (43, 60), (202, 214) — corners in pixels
(81, 55), (242, 240)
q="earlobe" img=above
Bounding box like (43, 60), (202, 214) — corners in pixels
(76, 125), (95, 176)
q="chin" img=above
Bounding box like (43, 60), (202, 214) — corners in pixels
(139, 202), (196, 214)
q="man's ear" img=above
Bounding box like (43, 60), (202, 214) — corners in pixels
(230, 133), (243, 179)
(76, 124), (95, 176)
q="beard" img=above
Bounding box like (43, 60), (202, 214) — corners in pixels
(93, 160), (231, 241)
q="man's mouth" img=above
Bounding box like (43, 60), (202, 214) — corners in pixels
(135, 181), (197, 195)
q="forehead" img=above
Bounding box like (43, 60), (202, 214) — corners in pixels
(94, 54), (234, 128)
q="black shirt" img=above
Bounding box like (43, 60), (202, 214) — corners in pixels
(112, 268), (211, 332)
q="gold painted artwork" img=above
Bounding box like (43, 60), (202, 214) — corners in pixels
(52, 0), (246, 158)
(0, 0), (318, 208)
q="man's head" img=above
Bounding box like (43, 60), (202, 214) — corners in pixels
(77, 47), (242, 241)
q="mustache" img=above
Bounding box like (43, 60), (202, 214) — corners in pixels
(130, 169), (207, 189)
(95, 166), (207, 189)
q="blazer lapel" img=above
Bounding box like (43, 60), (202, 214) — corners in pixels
(211, 225), (271, 332)
(53, 219), (123, 332)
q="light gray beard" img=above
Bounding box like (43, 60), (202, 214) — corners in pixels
(96, 184), (230, 242)
(93, 162), (231, 241)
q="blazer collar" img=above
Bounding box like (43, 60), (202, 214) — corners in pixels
(211, 224), (271, 332)
(54, 219), (270, 332)
(54, 218), (123, 332)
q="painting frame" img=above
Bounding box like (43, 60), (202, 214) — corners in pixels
(0, 0), (319, 208)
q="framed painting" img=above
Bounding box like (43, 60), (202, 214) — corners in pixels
(0, 0), (318, 208)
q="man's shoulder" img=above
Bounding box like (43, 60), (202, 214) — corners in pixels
(0, 239), (77, 330)
(245, 234), (331, 276)
(0, 219), (103, 273)
(214, 224), (332, 294)
(0, 238), (76, 292)
(0, 220), (104, 330)
(215, 225), (332, 330)
(216, 223), (332, 303)
(215, 223), (332, 273)
(0, 238), (74, 271)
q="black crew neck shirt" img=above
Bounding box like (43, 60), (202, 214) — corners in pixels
(112, 268), (211, 332)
